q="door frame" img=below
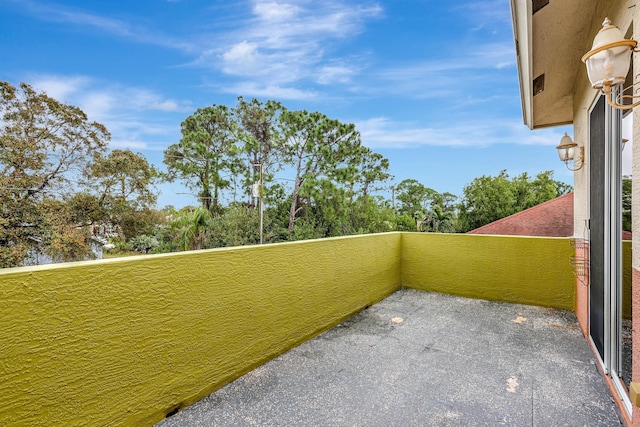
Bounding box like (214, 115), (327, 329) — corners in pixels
(588, 87), (631, 414)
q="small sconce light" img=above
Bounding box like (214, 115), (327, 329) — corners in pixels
(556, 133), (584, 171)
(582, 18), (639, 110)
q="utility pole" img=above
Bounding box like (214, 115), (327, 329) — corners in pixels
(253, 163), (264, 244)
(391, 184), (396, 214)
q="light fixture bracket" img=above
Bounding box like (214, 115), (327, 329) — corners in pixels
(602, 79), (640, 110)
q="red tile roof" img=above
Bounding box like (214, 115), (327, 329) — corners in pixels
(466, 192), (632, 239)
(467, 193), (574, 237)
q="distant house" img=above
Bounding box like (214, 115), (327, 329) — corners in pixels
(467, 193), (632, 240)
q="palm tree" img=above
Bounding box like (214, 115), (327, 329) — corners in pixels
(423, 205), (456, 233)
(171, 207), (213, 251)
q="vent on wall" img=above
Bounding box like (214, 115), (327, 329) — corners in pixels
(533, 0), (550, 15)
(533, 74), (545, 96)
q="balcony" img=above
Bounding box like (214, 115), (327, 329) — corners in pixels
(0, 233), (623, 426)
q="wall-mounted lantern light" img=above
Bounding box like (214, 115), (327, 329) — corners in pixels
(556, 133), (584, 171)
(582, 17), (639, 110)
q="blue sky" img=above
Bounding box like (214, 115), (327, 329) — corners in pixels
(1, 0), (591, 208)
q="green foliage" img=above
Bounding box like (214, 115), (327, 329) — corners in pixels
(1, 85), (588, 266)
(421, 204), (456, 233)
(278, 109), (376, 234)
(395, 179), (440, 216)
(164, 104), (238, 211)
(209, 205), (261, 247)
(0, 81), (109, 267)
(395, 179), (458, 233)
(88, 149), (158, 207)
(234, 97), (284, 204)
(290, 216), (326, 241)
(623, 176), (632, 232)
(117, 209), (164, 242)
(170, 206), (214, 251)
(457, 170), (572, 232)
(39, 199), (95, 263)
(113, 240), (133, 253)
(395, 213), (417, 232)
(85, 149), (159, 240)
(129, 235), (161, 254)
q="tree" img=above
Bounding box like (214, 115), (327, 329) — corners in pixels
(88, 149), (157, 208)
(170, 207), (213, 251)
(86, 149), (158, 239)
(164, 105), (238, 211)
(458, 171), (514, 231)
(234, 97), (283, 206)
(420, 204), (456, 233)
(279, 110), (362, 234)
(209, 204), (261, 247)
(457, 170), (572, 232)
(347, 147), (392, 199)
(395, 179), (440, 217)
(0, 81), (109, 267)
(394, 179), (454, 231)
(38, 199), (96, 263)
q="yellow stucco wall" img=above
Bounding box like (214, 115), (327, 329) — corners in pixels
(1, 232), (579, 426)
(623, 240), (632, 319)
(0, 233), (401, 426)
(401, 233), (575, 310)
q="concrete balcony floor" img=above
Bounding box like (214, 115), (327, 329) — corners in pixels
(157, 289), (622, 426)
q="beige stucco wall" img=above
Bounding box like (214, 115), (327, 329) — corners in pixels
(572, 0), (635, 239)
(633, 10), (640, 427)
(633, 14), (640, 268)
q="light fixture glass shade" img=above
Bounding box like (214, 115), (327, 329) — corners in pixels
(582, 18), (636, 89)
(556, 133), (577, 161)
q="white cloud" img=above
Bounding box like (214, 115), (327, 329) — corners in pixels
(220, 81), (318, 100)
(13, 0), (195, 52)
(356, 117), (568, 149)
(26, 74), (188, 151)
(30, 75), (191, 114)
(379, 42), (514, 80)
(28, 75), (90, 101)
(221, 41), (263, 75)
(452, 0), (513, 28)
(223, 41), (260, 63)
(316, 64), (358, 85)
(252, 1), (301, 22)
(109, 139), (149, 150)
(204, 1), (382, 89)
(359, 40), (515, 101)
(13, 1), (383, 94)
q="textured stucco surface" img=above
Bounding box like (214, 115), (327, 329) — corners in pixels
(0, 233), (401, 426)
(624, 240), (633, 319)
(1, 232), (584, 426)
(401, 233), (575, 310)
